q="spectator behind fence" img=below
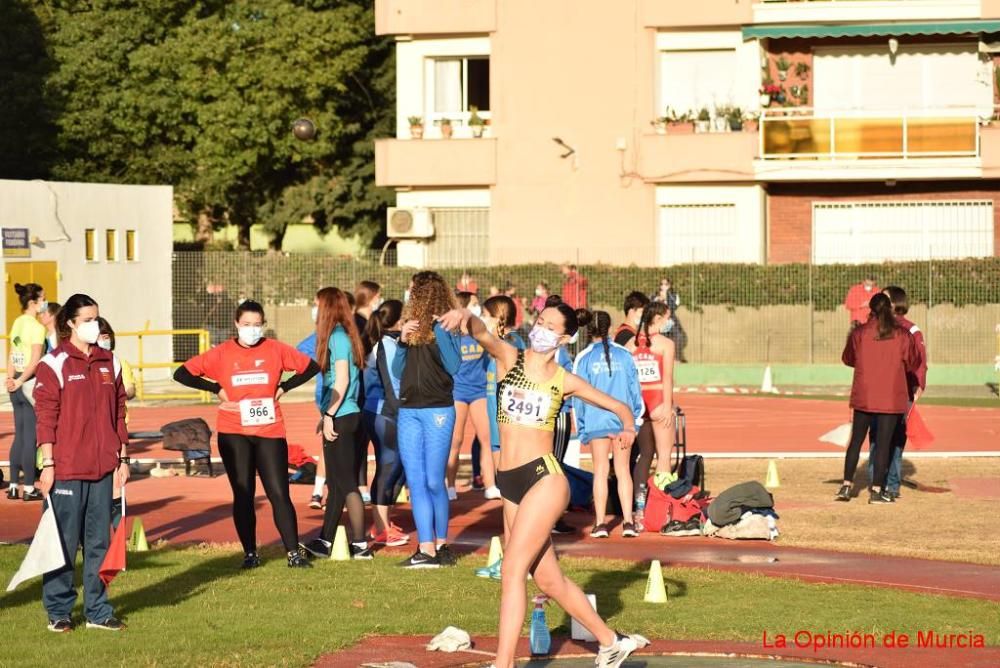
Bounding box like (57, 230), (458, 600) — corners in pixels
(530, 281), (550, 317)
(652, 278), (687, 364)
(456, 271), (479, 296)
(561, 264), (588, 309)
(844, 274), (879, 329)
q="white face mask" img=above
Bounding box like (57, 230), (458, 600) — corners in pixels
(48, 332), (58, 349)
(310, 305), (319, 323)
(371, 297), (383, 311)
(74, 320), (101, 344)
(528, 325), (562, 354)
(660, 319), (675, 334)
(864, 283), (873, 292)
(238, 325), (264, 346)
(469, 304), (482, 318)
(97, 339), (113, 351)
(632, 312), (643, 327)
(404, 289), (411, 304)
(535, 288), (544, 297)
(37, 300), (48, 313)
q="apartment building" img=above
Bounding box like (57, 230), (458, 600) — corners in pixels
(374, 0), (1000, 267)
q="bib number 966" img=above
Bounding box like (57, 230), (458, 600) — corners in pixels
(240, 398), (276, 427)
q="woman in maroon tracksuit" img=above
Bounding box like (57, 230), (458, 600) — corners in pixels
(837, 293), (919, 504)
(34, 294), (129, 632)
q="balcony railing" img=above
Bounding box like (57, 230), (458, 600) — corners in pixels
(759, 107), (986, 160)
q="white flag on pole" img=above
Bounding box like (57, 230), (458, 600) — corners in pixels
(7, 504), (67, 592)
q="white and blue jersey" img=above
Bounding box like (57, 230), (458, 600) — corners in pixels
(571, 341), (643, 444)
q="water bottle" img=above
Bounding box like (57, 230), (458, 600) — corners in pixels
(634, 483), (647, 533)
(529, 595), (551, 656)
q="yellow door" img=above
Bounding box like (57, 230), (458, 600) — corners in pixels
(5, 262), (59, 332)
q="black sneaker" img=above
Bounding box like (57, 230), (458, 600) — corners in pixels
(590, 523), (610, 539)
(399, 550), (440, 569)
(241, 552), (261, 569)
(621, 522), (638, 538)
(868, 489), (893, 505)
(887, 489), (901, 501)
(86, 617), (126, 632)
(300, 539), (332, 559)
(683, 518), (702, 536)
(660, 520), (685, 536)
(6, 488), (19, 500)
(22, 489), (43, 502)
(47, 618), (73, 633)
(835, 484), (851, 502)
(471, 475), (485, 491)
(551, 518), (575, 535)
(436, 544), (457, 566)
(287, 552), (313, 568)
(350, 543), (375, 560)
(308, 495), (323, 510)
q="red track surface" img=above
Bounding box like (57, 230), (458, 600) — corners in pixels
(320, 634), (1000, 668)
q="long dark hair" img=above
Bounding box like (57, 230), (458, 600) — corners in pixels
(315, 287), (364, 371)
(578, 309), (612, 376)
(56, 293), (98, 339)
(484, 295), (517, 339)
(869, 293), (898, 340)
(97, 317), (116, 351)
(14, 282), (43, 311)
(883, 285), (909, 315)
(365, 299), (403, 349)
(638, 301), (669, 341)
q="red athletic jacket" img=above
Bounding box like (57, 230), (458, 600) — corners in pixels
(896, 315), (927, 400)
(842, 319), (919, 414)
(843, 282), (879, 325)
(34, 342), (128, 481)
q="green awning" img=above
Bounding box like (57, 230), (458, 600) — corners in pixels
(743, 20), (1000, 40)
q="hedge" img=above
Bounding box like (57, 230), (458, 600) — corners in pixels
(172, 253), (1000, 317)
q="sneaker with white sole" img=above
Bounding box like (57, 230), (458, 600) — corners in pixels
(484, 486), (502, 500)
(595, 632), (650, 668)
(399, 550), (440, 569)
(474, 559), (502, 580)
(308, 494), (324, 509)
(590, 523), (610, 539)
(47, 618), (73, 633)
(86, 617), (126, 632)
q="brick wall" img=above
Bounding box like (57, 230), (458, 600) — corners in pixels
(767, 181), (1000, 263)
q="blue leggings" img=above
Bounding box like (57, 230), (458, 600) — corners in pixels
(364, 411), (407, 507)
(397, 406), (456, 544)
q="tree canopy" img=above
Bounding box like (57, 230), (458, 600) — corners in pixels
(0, 0), (394, 248)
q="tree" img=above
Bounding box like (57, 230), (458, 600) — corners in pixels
(27, 0), (394, 248)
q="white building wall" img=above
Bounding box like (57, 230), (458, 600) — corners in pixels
(0, 179), (174, 379)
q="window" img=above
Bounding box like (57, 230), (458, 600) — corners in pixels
(431, 57), (489, 114)
(812, 201), (994, 264)
(659, 204), (762, 264)
(126, 230), (137, 261)
(84, 229), (96, 261)
(425, 208), (489, 267)
(105, 229), (118, 262)
(660, 50), (739, 117)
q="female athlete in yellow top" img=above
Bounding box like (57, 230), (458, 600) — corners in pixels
(437, 303), (649, 668)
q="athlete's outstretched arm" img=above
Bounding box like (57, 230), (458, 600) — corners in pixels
(563, 372), (637, 449)
(437, 308), (518, 369)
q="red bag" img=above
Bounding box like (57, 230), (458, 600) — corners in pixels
(643, 479), (707, 533)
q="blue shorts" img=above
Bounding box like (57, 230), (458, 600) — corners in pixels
(453, 386), (487, 405)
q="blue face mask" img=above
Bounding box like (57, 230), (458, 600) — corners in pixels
(660, 319), (674, 334)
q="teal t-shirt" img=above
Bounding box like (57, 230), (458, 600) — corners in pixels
(325, 325), (360, 417)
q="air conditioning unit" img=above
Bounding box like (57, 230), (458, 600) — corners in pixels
(386, 207), (434, 239)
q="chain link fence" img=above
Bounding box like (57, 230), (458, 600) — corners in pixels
(172, 249), (1000, 373)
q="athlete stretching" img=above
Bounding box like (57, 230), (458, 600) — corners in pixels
(438, 303), (649, 668)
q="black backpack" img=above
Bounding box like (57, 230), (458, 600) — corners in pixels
(669, 407), (706, 492)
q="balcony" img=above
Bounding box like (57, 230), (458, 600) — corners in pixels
(756, 107), (986, 180)
(641, 0), (753, 28)
(753, 0), (981, 24)
(375, 0), (496, 36)
(638, 129), (758, 183)
(375, 138), (497, 187)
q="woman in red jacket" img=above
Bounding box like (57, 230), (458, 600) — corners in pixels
(837, 293), (919, 504)
(34, 294), (129, 632)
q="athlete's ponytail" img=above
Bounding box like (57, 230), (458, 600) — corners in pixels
(365, 299), (403, 350)
(638, 302), (668, 341)
(484, 295), (516, 339)
(869, 293), (898, 340)
(580, 309), (613, 376)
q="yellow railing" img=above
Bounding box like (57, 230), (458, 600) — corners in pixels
(115, 325), (212, 403)
(0, 326), (212, 403)
(760, 107), (982, 160)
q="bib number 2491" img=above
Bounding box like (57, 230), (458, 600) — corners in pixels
(240, 398), (276, 427)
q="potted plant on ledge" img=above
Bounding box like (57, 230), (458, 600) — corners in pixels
(775, 56), (791, 81)
(665, 108), (694, 134)
(760, 83), (782, 108)
(695, 107), (711, 133)
(724, 105), (744, 132)
(742, 110), (760, 133)
(440, 118), (453, 139)
(408, 116), (424, 139)
(469, 107), (486, 138)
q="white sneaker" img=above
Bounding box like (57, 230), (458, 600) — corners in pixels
(447, 486), (458, 501)
(484, 486), (502, 500)
(595, 632), (650, 668)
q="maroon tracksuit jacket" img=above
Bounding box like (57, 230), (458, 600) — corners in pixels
(842, 319), (919, 414)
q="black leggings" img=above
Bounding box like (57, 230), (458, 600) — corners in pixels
(844, 410), (901, 489)
(217, 433), (299, 554)
(9, 381), (37, 487)
(320, 412), (366, 543)
(364, 411), (406, 507)
(630, 421), (656, 488)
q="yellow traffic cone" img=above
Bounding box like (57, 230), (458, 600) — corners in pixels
(644, 559), (667, 603)
(129, 517), (149, 552)
(330, 525), (351, 561)
(765, 460), (781, 489)
(396, 485), (409, 504)
(486, 535), (504, 566)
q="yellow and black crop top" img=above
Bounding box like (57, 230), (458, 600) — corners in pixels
(496, 350), (565, 432)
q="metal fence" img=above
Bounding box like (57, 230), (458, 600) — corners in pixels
(172, 250), (1000, 370)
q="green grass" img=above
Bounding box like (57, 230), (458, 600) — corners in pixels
(1, 545), (997, 667)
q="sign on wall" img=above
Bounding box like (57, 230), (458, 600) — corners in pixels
(2, 228), (31, 258)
